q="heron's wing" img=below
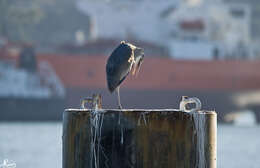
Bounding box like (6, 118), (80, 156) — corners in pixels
(106, 43), (133, 92)
(117, 72), (129, 87)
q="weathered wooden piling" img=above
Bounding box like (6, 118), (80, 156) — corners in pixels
(63, 95), (217, 168)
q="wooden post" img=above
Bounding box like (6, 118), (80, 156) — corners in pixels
(62, 95), (217, 168)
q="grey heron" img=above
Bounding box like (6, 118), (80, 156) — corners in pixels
(106, 41), (144, 109)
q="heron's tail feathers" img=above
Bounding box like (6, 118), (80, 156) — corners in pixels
(107, 83), (116, 93)
(107, 75), (127, 93)
(107, 77), (118, 93)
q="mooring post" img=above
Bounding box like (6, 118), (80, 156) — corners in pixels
(62, 95), (217, 168)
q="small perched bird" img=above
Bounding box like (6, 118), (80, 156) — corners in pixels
(106, 41), (144, 109)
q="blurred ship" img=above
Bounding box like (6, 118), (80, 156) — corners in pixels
(2, 40), (260, 123)
(0, 46), (65, 121)
(38, 53), (260, 123)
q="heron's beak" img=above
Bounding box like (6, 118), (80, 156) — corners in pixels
(132, 56), (144, 76)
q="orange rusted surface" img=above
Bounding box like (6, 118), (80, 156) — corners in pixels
(38, 54), (260, 90)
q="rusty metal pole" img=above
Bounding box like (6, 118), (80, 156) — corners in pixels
(62, 95), (217, 168)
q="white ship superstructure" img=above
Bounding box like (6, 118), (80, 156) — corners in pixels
(0, 61), (65, 98)
(77, 0), (252, 59)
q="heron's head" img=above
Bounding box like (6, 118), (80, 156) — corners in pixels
(132, 47), (144, 76)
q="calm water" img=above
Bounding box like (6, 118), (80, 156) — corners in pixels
(0, 122), (259, 168)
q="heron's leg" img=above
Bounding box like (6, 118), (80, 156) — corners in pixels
(117, 87), (123, 109)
